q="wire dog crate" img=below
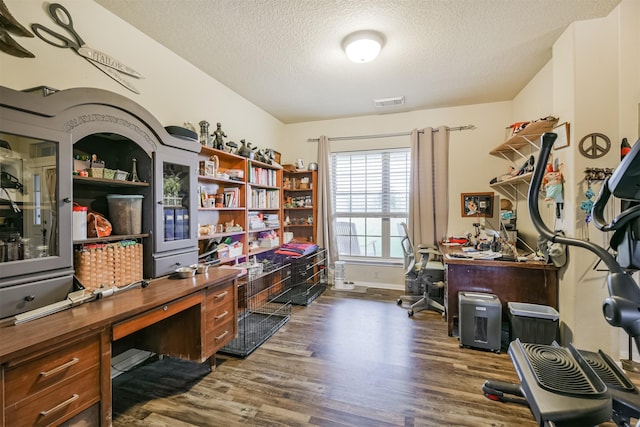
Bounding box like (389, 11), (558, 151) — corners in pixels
(220, 261), (291, 357)
(289, 248), (327, 305)
(272, 248), (327, 305)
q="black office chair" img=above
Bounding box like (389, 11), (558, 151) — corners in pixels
(396, 223), (445, 317)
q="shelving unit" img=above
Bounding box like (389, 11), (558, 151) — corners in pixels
(282, 169), (317, 243)
(489, 118), (558, 200)
(72, 137), (156, 286)
(73, 176), (151, 244)
(197, 146), (247, 264)
(246, 159), (282, 256)
(196, 147), (283, 264)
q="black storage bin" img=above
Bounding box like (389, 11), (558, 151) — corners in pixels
(508, 302), (559, 345)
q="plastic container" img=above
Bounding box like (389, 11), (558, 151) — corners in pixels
(508, 302), (559, 345)
(334, 260), (353, 289)
(334, 260), (345, 287)
(106, 195), (143, 235)
(114, 170), (129, 181)
(72, 204), (88, 240)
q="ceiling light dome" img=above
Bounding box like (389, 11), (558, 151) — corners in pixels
(342, 30), (384, 63)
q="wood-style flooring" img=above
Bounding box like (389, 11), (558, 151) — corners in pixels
(112, 287), (639, 426)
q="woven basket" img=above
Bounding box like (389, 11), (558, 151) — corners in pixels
(74, 241), (143, 289)
(88, 168), (104, 178)
(103, 168), (115, 180)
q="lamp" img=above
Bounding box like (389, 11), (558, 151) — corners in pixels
(342, 30), (384, 63)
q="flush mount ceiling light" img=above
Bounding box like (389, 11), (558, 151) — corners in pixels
(342, 30), (384, 63)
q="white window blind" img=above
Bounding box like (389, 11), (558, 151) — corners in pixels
(331, 148), (410, 260)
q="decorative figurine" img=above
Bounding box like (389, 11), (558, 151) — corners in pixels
(543, 161), (565, 218)
(212, 122), (227, 150)
(238, 139), (253, 158)
(198, 120), (211, 147)
(226, 140), (238, 154)
(130, 158), (140, 182)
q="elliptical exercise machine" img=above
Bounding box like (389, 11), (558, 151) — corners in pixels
(484, 132), (640, 427)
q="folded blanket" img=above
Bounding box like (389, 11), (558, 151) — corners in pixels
(275, 242), (318, 257)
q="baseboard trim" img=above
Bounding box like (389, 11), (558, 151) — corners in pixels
(351, 281), (403, 291)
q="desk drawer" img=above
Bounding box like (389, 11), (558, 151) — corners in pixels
(5, 335), (100, 406)
(206, 319), (236, 353)
(112, 292), (202, 340)
(204, 283), (237, 355)
(207, 304), (234, 329)
(153, 250), (198, 277)
(6, 365), (100, 427)
(206, 285), (234, 309)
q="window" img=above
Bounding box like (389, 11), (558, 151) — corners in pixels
(332, 148), (410, 261)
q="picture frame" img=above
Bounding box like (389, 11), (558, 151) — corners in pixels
(553, 122), (570, 150)
(461, 192), (494, 217)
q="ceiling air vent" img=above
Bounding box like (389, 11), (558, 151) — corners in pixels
(374, 96), (405, 108)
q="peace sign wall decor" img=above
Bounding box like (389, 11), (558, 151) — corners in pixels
(579, 133), (611, 159)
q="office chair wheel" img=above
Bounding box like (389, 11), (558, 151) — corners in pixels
(408, 309), (414, 317)
(396, 298), (403, 305)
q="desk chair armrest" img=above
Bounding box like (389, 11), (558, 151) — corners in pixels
(418, 246), (441, 262)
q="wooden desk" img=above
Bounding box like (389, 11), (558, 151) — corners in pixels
(0, 268), (239, 427)
(440, 245), (558, 336)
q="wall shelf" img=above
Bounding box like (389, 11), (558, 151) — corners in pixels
(73, 233), (149, 245)
(490, 172), (533, 199)
(489, 118), (558, 162)
(73, 175), (150, 187)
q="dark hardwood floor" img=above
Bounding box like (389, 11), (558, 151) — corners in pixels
(112, 287), (638, 426)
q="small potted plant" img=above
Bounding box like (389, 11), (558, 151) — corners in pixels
(163, 172), (183, 207)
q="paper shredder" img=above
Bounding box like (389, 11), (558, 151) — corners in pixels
(459, 292), (502, 352)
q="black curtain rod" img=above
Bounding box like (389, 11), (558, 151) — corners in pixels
(306, 124), (475, 142)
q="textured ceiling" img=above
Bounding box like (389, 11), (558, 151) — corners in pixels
(95, 0), (621, 124)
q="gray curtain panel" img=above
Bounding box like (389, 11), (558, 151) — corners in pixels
(409, 127), (449, 247)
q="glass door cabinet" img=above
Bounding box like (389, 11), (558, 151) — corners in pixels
(0, 121), (72, 278)
(153, 149), (198, 275)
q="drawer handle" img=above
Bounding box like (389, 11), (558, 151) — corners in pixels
(214, 310), (229, 320)
(214, 290), (229, 300)
(40, 357), (79, 377)
(40, 394), (79, 416)
(215, 330), (229, 341)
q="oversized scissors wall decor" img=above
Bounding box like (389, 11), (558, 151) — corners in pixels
(31, 3), (143, 94)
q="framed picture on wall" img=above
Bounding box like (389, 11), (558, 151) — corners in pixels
(461, 192), (494, 217)
(553, 122), (570, 150)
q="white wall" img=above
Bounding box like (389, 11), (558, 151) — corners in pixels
(510, 61), (554, 251)
(1, 0), (285, 150)
(565, 13), (620, 354)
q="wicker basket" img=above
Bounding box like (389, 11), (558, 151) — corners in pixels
(88, 168), (104, 178)
(74, 241), (143, 289)
(103, 168), (115, 180)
